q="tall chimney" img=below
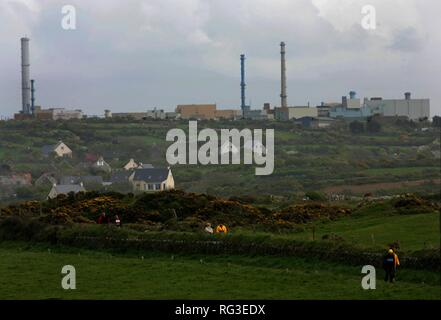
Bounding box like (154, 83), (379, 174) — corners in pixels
(280, 42), (287, 108)
(240, 54), (246, 112)
(31, 79), (35, 114)
(21, 37), (31, 114)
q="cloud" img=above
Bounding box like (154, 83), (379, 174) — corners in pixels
(389, 27), (425, 52)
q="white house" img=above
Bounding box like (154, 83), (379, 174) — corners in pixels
(41, 141), (73, 158)
(129, 167), (174, 192)
(47, 183), (86, 199)
(123, 158), (139, 170)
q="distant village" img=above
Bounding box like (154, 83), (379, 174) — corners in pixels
(0, 140), (174, 201)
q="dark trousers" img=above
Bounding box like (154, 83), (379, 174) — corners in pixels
(384, 268), (396, 283)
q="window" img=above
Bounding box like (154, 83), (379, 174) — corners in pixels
(155, 183), (161, 190)
(148, 184), (154, 190)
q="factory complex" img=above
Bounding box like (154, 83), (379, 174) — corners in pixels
(15, 38), (430, 123)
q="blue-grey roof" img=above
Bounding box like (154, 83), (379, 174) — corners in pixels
(138, 163), (154, 169)
(41, 144), (56, 156)
(41, 141), (63, 156)
(59, 176), (81, 185)
(132, 168), (169, 183)
(110, 171), (131, 183)
(54, 184), (85, 194)
(80, 175), (103, 185)
(59, 176), (103, 185)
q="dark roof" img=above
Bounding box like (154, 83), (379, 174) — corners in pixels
(54, 184), (86, 194)
(41, 141), (64, 156)
(80, 176), (103, 185)
(132, 168), (169, 183)
(59, 176), (81, 185)
(138, 163), (154, 169)
(110, 171), (131, 183)
(41, 144), (56, 156)
(59, 175), (103, 185)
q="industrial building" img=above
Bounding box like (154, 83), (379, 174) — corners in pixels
(328, 91), (430, 120)
(243, 108), (274, 120)
(274, 106), (319, 121)
(15, 106), (83, 120)
(294, 116), (335, 129)
(12, 37), (430, 124)
(176, 104), (240, 120)
(364, 93), (430, 120)
(14, 37), (83, 121)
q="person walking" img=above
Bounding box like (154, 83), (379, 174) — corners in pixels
(383, 248), (400, 283)
(215, 224), (228, 234)
(97, 212), (109, 225)
(204, 223), (213, 234)
(114, 214), (122, 228)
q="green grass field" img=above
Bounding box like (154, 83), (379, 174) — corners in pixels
(236, 212), (440, 252)
(0, 242), (439, 300)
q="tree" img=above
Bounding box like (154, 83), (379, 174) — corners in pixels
(349, 121), (365, 134)
(432, 116), (441, 127)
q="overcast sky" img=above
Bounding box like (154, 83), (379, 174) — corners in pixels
(0, 0), (440, 118)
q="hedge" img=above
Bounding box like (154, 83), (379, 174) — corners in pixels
(0, 217), (439, 271)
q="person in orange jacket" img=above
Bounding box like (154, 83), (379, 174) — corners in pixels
(215, 224), (228, 234)
(383, 248), (400, 283)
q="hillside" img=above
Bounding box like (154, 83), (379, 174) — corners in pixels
(0, 118), (440, 201)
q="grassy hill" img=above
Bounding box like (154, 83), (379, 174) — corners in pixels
(0, 118), (440, 200)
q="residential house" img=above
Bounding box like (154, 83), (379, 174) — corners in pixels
(123, 159), (154, 171)
(129, 167), (174, 192)
(109, 171), (132, 184)
(84, 153), (100, 163)
(41, 141), (73, 158)
(91, 156), (112, 173)
(47, 183), (86, 199)
(138, 163), (154, 169)
(34, 173), (57, 187)
(123, 158), (139, 170)
(59, 175), (103, 186)
(59, 176), (82, 185)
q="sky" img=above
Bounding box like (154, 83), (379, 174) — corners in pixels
(0, 0), (440, 118)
